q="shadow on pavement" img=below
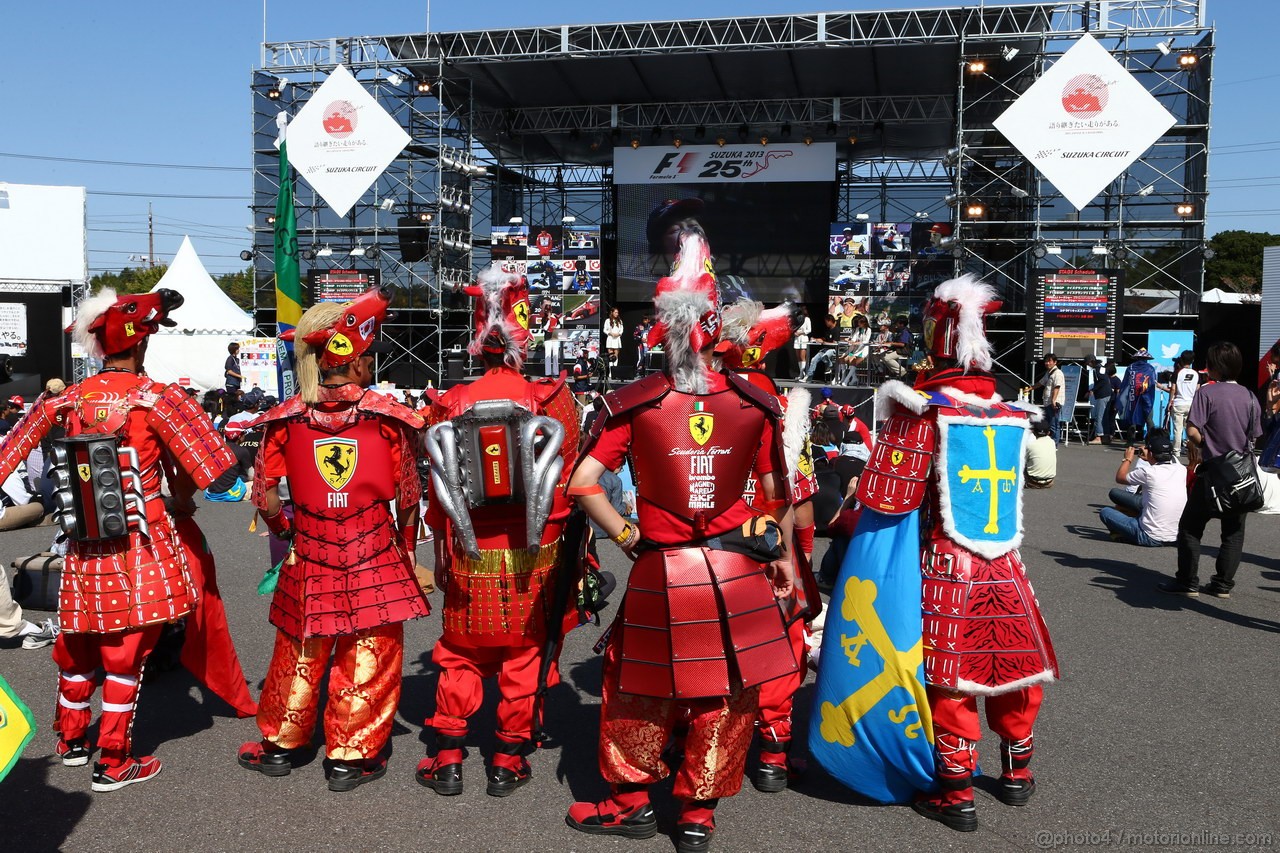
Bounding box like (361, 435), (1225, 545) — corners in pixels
(2, 756), (92, 849)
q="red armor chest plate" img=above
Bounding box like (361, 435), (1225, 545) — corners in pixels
(630, 388), (766, 523)
(283, 415), (396, 513)
(67, 373), (164, 497)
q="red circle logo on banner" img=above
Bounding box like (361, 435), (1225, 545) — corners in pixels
(1061, 74), (1109, 118)
(322, 101), (358, 138)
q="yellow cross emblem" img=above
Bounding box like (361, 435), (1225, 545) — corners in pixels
(314, 438), (358, 490)
(818, 578), (933, 748)
(957, 425), (1017, 534)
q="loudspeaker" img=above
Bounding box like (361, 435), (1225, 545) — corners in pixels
(397, 215), (431, 263)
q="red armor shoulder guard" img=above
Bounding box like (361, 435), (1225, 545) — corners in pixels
(357, 390), (426, 430)
(257, 394), (308, 427)
(576, 373), (672, 467)
(857, 410), (937, 515)
(0, 395), (63, 481)
(724, 369), (785, 420)
(145, 384), (235, 490)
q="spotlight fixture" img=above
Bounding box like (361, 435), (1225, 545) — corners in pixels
(366, 246), (380, 260)
(672, 136), (682, 148)
(939, 236), (959, 250)
(1011, 187), (1030, 199)
(386, 73), (404, 86)
(1001, 46), (1020, 61)
(239, 250), (253, 262)
(1091, 244), (1110, 255)
(1202, 245), (1216, 260)
(301, 248), (317, 261)
(914, 211), (929, 219)
(415, 79), (432, 94)
(950, 244), (966, 259)
(265, 214), (276, 225)
(266, 88), (281, 100)
(1031, 243), (1048, 260)
(847, 134), (858, 146)
(317, 246), (334, 258)
(1175, 202), (1196, 218)
(630, 137), (640, 149)
(716, 136), (727, 147)
(589, 137), (601, 151)
(349, 247), (367, 258)
(759, 135), (769, 146)
(1045, 244), (1062, 255)
(1177, 51), (1198, 69)
(943, 145), (967, 166)
(561, 215), (576, 223)
(963, 202), (986, 220)
(967, 58), (987, 75)
(943, 193), (961, 207)
(508, 216), (524, 224)
(417, 211), (434, 223)
(802, 135), (814, 146)
(1156, 40), (1173, 56)
(379, 198), (396, 211)
(855, 213), (871, 221)
(1137, 184), (1155, 197)
(1109, 244), (1128, 261)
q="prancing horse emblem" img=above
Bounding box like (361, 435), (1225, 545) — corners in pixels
(689, 412), (715, 446)
(314, 438), (358, 490)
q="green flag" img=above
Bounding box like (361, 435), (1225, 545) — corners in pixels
(273, 112), (301, 398)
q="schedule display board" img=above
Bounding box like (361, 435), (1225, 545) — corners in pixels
(1029, 267), (1122, 360)
(308, 268), (380, 303)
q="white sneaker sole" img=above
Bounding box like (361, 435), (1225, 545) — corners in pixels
(61, 754), (89, 767)
(91, 762), (161, 792)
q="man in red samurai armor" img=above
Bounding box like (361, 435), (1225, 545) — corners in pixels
(855, 275), (1059, 831)
(563, 232), (798, 853)
(237, 286), (429, 792)
(417, 266), (580, 797)
(0, 288), (238, 791)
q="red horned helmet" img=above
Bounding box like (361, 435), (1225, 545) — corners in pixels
(921, 274), (1001, 372)
(74, 288), (183, 358)
(647, 231), (721, 354)
(464, 265), (532, 365)
(717, 302), (804, 370)
(295, 285), (394, 368)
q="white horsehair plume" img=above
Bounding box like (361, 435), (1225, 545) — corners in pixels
(933, 273), (997, 373)
(72, 287), (120, 360)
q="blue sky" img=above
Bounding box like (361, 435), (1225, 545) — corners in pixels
(1, 0), (1274, 277)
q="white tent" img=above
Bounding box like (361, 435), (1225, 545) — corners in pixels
(145, 236), (254, 391)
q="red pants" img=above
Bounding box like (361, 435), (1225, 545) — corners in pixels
(256, 624), (403, 762)
(598, 639), (758, 801)
(428, 635), (558, 742)
(927, 685), (1044, 802)
(756, 616), (808, 745)
(52, 625), (162, 760)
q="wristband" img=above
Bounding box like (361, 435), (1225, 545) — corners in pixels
(262, 509), (293, 540)
(567, 483), (606, 498)
(612, 523), (635, 546)
(613, 523), (639, 552)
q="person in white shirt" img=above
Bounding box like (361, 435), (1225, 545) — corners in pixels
(1099, 429), (1186, 546)
(1167, 350), (1199, 458)
(1024, 421), (1057, 488)
(793, 307), (812, 379)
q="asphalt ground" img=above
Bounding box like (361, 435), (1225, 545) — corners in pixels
(0, 441), (1277, 853)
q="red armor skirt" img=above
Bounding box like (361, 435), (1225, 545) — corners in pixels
(60, 513), (195, 634)
(615, 546), (796, 700)
(270, 504), (428, 641)
(921, 536), (1059, 695)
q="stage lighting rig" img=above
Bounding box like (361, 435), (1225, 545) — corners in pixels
(1175, 202), (1196, 218)
(415, 79), (432, 94)
(966, 58), (987, 75)
(1001, 46), (1020, 61)
(963, 202), (986, 220)
(239, 250), (253, 262)
(1177, 51), (1198, 69)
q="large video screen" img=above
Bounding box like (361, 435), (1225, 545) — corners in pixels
(616, 181), (834, 302)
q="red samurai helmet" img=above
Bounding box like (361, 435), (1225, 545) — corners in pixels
(292, 285), (395, 368)
(921, 274), (1001, 372)
(716, 300), (805, 370)
(464, 264), (532, 369)
(71, 288), (183, 359)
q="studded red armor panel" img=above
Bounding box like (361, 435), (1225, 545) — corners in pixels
(857, 411), (936, 515)
(617, 546), (796, 700)
(426, 367), (580, 646)
(261, 410), (427, 641)
(630, 387), (767, 525)
(921, 536), (1058, 693)
(0, 371), (233, 633)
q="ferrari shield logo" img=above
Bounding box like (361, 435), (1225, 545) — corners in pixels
(689, 412), (714, 446)
(327, 333), (354, 357)
(314, 438), (358, 490)
(890, 449), (905, 467)
(77, 464), (91, 482)
(513, 299), (531, 330)
(485, 443), (501, 456)
(797, 445), (814, 478)
(743, 346), (763, 366)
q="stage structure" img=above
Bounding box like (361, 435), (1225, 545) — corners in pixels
(251, 0), (1212, 389)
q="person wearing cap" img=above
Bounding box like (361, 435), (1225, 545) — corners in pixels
(0, 288), (238, 792)
(1115, 349), (1159, 444)
(812, 275), (1057, 832)
(564, 232), (796, 852)
(0, 396), (23, 435)
(237, 286), (429, 792)
(416, 265), (581, 800)
(1100, 429), (1186, 546)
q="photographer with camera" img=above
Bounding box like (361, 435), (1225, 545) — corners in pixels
(1100, 429), (1185, 547)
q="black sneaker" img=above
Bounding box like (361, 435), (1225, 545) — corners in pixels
(1157, 581), (1199, 597)
(752, 761), (788, 794)
(566, 799), (658, 839)
(911, 797), (978, 832)
(327, 759), (387, 792)
(1200, 584), (1231, 599)
(995, 776), (1036, 806)
(57, 739), (91, 767)
(415, 757), (463, 796)
(237, 742), (293, 777)
(676, 822), (715, 853)
(486, 759), (531, 797)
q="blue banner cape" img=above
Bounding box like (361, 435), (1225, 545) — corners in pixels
(809, 508), (937, 803)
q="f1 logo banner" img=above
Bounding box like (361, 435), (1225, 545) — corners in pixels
(614, 143), (837, 184)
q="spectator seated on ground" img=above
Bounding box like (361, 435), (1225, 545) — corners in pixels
(1024, 420), (1057, 489)
(203, 424), (256, 502)
(0, 466), (44, 531)
(1098, 429), (1186, 547)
